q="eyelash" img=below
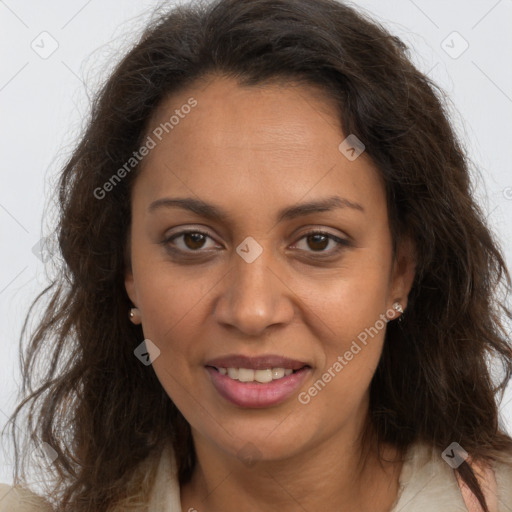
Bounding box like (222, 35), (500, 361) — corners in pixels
(162, 228), (351, 258)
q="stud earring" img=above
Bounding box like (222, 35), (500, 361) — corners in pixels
(392, 301), (404, 322)
(392, 302), (404, 314)
(129, 308), (141, 325)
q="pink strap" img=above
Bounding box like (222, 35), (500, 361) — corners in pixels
(455, 458), (498, 512)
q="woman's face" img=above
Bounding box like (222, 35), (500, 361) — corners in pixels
(125, 76), (415, 463)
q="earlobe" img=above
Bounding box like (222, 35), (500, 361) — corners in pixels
(129, 307), (142, 325)
(389, 301), (404, 322)
(125, 273), (142, 325)
(124, 236), (142, 324)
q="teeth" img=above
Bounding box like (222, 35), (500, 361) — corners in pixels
(217, 367), (300, 382)
(254, 369), (273, 383)
(272, 368), (285, 379)
(227, 368), (238, 379)
(238, 368), (255, 382)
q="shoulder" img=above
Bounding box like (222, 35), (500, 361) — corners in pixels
(491, 452), (512, 508)
(458, 450), (512, 512)
(391, 442), (512, 512)
(391, 442), (469, 511)
(0, 483), (53, 512)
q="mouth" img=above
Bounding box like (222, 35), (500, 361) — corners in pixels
(206, 366), (309, 383)
(204, 354), (312, 408)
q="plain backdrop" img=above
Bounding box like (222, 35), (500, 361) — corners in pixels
(1, 0), (511, 487)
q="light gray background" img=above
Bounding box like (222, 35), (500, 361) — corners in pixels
(1, 0), (511, 486)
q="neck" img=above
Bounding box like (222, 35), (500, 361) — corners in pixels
(180, 420), (404, 512)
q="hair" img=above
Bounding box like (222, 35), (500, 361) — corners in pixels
(4, 0), (512, 510)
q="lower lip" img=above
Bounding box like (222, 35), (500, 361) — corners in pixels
(206, 367), (311, 408)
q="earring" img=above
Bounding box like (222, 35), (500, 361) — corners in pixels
(392, 302), (403, 313)
(392, 301), (404, 322)
(129, 307), (141, 325)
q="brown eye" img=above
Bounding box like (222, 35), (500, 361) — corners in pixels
(306, 233), (329, 251)
(182, 232), (207, 250)
(293, 230), (350, 256)
(164, 230), (218, 253)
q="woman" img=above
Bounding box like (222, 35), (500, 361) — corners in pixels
(1, 0), (512, 510)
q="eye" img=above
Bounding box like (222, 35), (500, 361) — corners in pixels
(292, 230), (350, 256)
(163, 229), (219, 253)
(162, 228), (350, 257)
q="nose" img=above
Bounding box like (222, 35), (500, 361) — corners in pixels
(213, 245), (295, 337)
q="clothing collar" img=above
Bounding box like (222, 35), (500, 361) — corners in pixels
(149, 441), (472, 511)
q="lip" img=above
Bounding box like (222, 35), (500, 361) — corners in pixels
(205, 354), (312, 408)
(204, 354), (309, 371)
(206, 367), (311, 408)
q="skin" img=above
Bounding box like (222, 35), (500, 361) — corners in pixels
(125, 75), (416, 512)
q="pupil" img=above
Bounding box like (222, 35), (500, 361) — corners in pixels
(185, 233), (205, 250)
(308, 234), (328, 251)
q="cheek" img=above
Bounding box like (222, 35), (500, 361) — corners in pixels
(303, 253), (391, 396)
(134, 264), (209, 407)
(304, 249), (391, 341)
(132, 243), (209, 335)
(302, 298), (388, 423)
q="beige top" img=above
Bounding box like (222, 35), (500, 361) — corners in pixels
(1, 441), (511, 511)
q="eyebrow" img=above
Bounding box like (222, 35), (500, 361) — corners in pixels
(147, 195), (364, 223)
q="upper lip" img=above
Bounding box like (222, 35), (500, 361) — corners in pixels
(205, 354), (310, 370)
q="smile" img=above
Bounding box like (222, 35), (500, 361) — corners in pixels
(206, 366), (312, 409)
(212, 367), (296, 383)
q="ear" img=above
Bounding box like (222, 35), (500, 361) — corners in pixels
(388, 235), (417, 310)
(124, 231), (138, 307)
(125, 267), (138, 307)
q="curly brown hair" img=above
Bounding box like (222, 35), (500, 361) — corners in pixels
(4, 0), (512, 510)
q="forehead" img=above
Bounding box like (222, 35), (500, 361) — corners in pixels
(148, 75), (341, 150)
(134, 76), (385, 222)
